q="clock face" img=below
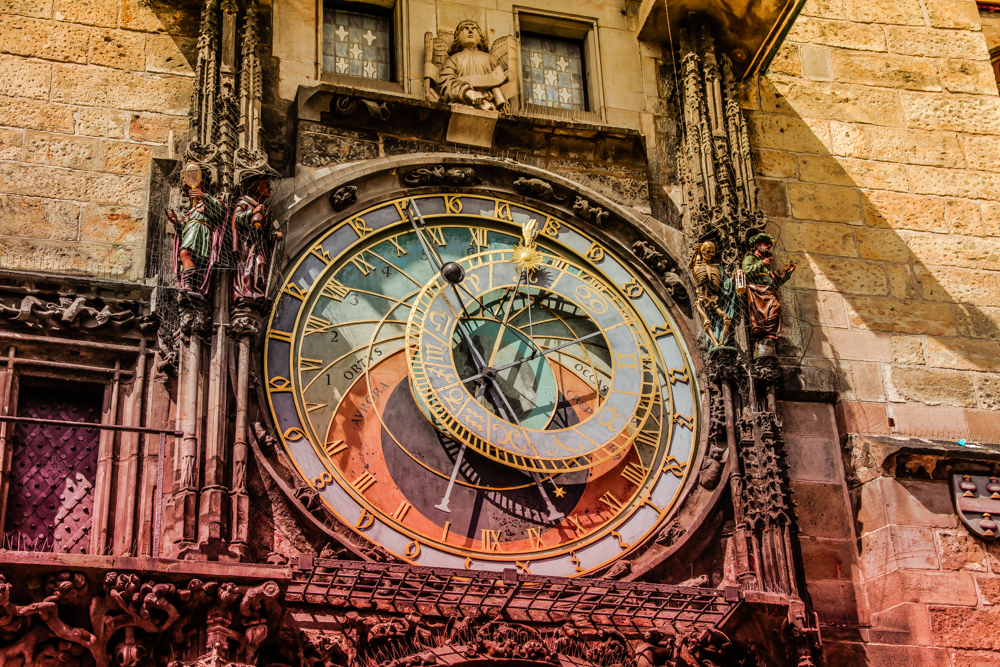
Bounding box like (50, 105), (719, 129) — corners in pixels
(264, 193), (699, 576)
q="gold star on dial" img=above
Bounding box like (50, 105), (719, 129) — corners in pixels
(553, 486), (566, 498)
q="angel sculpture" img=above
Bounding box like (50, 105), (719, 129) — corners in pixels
(423, 20), (519, 112)
(688, 241), (736, 349)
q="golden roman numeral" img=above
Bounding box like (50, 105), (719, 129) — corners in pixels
(481, 529), (501, 552)
(305, 402), (326, 413)
(310, 244), (331, 262)
(300, 357), (323, 372)
(441, 521), (451, 541)
(652, 323), (673, 338)
(305, 316), (334, 336)
(599, 491), (625, 513)
(387, 235), (408, 256)
(527, 527), (544, 549)
(621, 462), (646, 486)
(352, 471), (377, 495)
(324, 439), (347, 457)
(568, 515), (587, 536)
(283, 282), (308, 300)
(321, 280), (351, 302)
(586, 243), (605, 262)
(494, 201), (513, 221)
(391, 501), (412, 523)
(425, 227), (447, 247)
(633, 429), (660, 450)
(621, 278), (644, 299)
(348, 216), (372, 236)
(516, 560), (531, 574)
(611, 530), (630, 549)
(267, 376), (292, 391)
(469, 227), (487, 250)
(268, 330), (293, 343)
(351, 254), (376, 276)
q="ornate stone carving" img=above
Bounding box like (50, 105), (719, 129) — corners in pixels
(331, 95), (392, 121)
(573, 195), (609, 225)
(689, 241), (735, 349)
(401, 165), (480, 188)
(512, 177), (564, 201)
(0, 295), (147, 332)
(329, 185), (358, 211)
(423, 21), (519, 112)
(741, 232), (795, 359)
(952, 473), (1000, 540)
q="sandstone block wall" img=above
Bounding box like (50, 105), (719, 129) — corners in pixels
(746, 0), (1000, 444)
(0, 0), (196, 282)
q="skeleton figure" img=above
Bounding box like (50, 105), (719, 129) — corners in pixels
(688, 241), (735, 348)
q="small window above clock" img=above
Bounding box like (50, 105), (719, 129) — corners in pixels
(321, 0), (402, 92)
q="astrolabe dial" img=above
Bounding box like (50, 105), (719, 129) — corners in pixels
(263, 193), (699, 576)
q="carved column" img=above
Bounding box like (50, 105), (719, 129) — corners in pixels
(197, 286), (231, 555)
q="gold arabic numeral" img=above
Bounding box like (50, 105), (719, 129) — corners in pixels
(667, 367), (691, 384)
(283, 282), (309, 300)
(324, 438), (347, 458)
(305, 316), (334, 336)
(441, 521), (451, 541)
(571, 552), (583, 573)
(632, 429), (660, 450)
(351, 253), (377, 276)
(516, 560), (531, 575)
(615, 352), (639, 372)
(321, 280), (351, 302)
(311, 471), (333, 490)
(469, 227), (488, 250)
(622, 278), (644, 299)
(586, 243), (605, 262)
(352, 471), (377, 495)
(392, 199), (411, 220)
(300, 357), (324, 373)
(621, 461), (647, 487)
(425, 226), (447, 247)
(404, 541), (421, 559)
(356, 509), (375, 530)
(391, 501), (412, 523)
(599, 491), (625, 514)
(664, 456), (687, 477)
(445, 195), (463, 214)
(652, 323), (674, 339)
(541, 217), (560, 238)
(481, 529), (502, 552)
(494, 201), (513, 221)
(527, 527), (544, 549)
(387, 235), (408, 257)
(305, 402), (326, 414)
(268, 376), (292, 392)
(611, 530), (630, 549)
(310, 244), (331, 263)
(673, 413), (695, 430)
(568, 515), (588, 536)
(348, 216), (373, 237)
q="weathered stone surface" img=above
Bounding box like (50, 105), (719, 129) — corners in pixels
(761, 77), (904, 126)
(298, 130), (379, 168)
(830, 120), (868, 158)
(924, 0), (981, 29)
(752, 149), (799, 178)
(966, 408), (1000, 443)
(55, 0), (118, 27)
(857, 477), (958, 531)
(856, 228), (910, 262)
(797, 290), (849, 327)
(791, 480), (854, 539)
(769, 42), (803, 77)
(0, 0), (52, 18)
(52, 64), (192, 115)
(924, 336), (1000, 372)
(747, 112), (831, 152)
(869, 570), (978, 610)
(890, 335), (926, 365)
(0, 162), (147, 208)
(785, 220), (857, 256)
(845, 296), (957, 336)
(0, 14), (89, 63)
(102, 141), (159, 174)
(808, 328), (893, 360)
(802, 0), (845, 19)
(910, 166), (1000, 201)
(974, 374), (1000, 409)
(120, 0), (201, 36)
(954, 305), (1000, 340)
(916, 265), (1000, 307)
(89, 29), (146, 71)
(961, 135), (1000, 175)
(938, 531), (988, 572)
(0, 128), (22, 160)
(24, 131), (99, 169)
(0, 194), (79, 240)
(0, 236), (137, 280)
(980, 204), (1000, 237)
(798, 44), (830, 80)
(863, 191), (948, 232)
(946, 199), (984, 236)
(836, 401), (890, 436)
(129, 113), (187, 143)
(885, 366), (976, 407)
(797, 155), (853, 186)
(77, 107), (126, 138)
(941, 59), (997, 95)
(758, 178), (789, 216)
(860, 525), (939, 578)
(845, 360), (886, 402)
(866, 126), (965, 168)
(832, 51), (941, 92)
(0, 55), (51, 100)
(799, 537), (857, 581)
(953, 650), (1000, 667)
(788, 182), (862, 223)
(887, 263), (917, 299)
(791, 253), (888, 295)
(80, 204), (144, 246)
(929, 607), (1000, 650)
(845, 0), (924, 24)
(906, 234), (1000, 271)
(903, 94), (1000, 135)
(885, 26), (989, 59)
(0, 96), (75, 133)
(978, 577), (1000, 604)
(788, 17), (886, 51)
(145, 34), (196, 74)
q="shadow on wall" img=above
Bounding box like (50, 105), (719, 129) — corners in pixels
(751, 76), (1000, 442)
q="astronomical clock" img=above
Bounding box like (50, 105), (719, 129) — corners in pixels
(263, 181), (703, 577)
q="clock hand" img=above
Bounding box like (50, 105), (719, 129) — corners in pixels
(435, 381), (488, 514)
(461, 329), (605, 384)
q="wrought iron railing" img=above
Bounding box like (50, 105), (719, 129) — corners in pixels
(288, 556), (740, 628)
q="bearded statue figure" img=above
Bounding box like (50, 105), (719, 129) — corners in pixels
(741, 232), (796, 357)
(688, 241), (736, 349)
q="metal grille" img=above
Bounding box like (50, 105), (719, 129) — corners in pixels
(288, 558), (738, 628)
(4, 387), (101, 553)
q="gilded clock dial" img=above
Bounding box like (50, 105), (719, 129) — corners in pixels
(264, 194), (698, 576)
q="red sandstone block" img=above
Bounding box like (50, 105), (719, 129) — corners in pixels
(790, 481), (854, 540)
(835, 401), (889, 437)
(889, 403), (970, 440)
(929, 606), (1000, 651)
(866, 569), (979, 612)
(868, 603), (935, 647)
(778, 400), (838, 437)
(807, 580), (864, 625)
(800, 537), (860, 582)
(965, 409), (1000, 445)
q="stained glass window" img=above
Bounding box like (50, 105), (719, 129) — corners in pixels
(520, 33), (587, 111)
(322, 4), (392, 81)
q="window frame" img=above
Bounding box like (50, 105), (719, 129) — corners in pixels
(514, 8), (606, 123)
(318, 0), (409, 94)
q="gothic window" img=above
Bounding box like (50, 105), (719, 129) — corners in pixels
(520, 34), (587, 111)
(3, 382), (102, 554)
(322, 1), (393, 82)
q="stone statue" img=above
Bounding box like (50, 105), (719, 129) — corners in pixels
(166, 178), (225, 294)
(688, 241), (735, 348)
(424, 20), (519, 112)
(230, 178), (282, 301)
(741, 232), (796, 357)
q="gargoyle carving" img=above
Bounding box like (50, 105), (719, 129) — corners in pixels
(573, 196), (609, 226)
(423, 21), (519, 112)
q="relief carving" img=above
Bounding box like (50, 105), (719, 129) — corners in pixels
(423, 21), (519, 112)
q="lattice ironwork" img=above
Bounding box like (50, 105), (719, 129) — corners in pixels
(3, 387), (101, 553)
(288, 558), (739, 628)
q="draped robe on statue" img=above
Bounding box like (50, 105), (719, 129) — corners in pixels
(438, 49), (506, 106)
(741, 253), (791, 342)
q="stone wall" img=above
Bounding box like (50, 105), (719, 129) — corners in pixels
(744, 0), (1000, 445)
(0, 0), (197, 282)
